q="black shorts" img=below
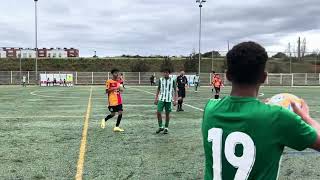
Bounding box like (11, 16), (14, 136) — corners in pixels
(178, 88), (186, 98)
(214, 87), (221, 93)
(108, 104), (123, 113)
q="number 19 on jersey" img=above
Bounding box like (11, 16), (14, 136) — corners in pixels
(208, 128), (256, 180)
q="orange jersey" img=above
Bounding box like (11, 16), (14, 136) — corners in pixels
(212, 76), (223, 88)
(106, 79), (122, 106)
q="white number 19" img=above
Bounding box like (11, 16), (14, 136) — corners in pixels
(208, 128), (256, 180)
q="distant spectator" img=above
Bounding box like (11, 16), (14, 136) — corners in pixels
(22, 75), (27, 87)
(150, 75), (155, 86)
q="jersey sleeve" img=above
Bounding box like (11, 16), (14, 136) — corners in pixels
(273, 108), (317, 151)
(106, 80), (110, 89)
(157, 79), (161, 91)
(173, 79), (177, 91)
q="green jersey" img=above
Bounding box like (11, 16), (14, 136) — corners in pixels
(202, 96), (317, 180)
(158, 77), (176, 102)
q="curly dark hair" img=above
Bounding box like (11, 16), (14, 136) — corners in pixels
(111, 68), (120, 74)
(226, 41), (268, 85)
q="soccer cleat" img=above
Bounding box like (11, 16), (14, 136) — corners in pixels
(100, 119), (106, 129)
(156, 127), (164, 134)
(113, 127), (124, 132)
(163, 128), (169, 134)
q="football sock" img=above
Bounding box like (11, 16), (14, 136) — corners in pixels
(178, 100), (183, 109)
(165, 119), (169, 128)
(180, 99), (183, 109)
(158, 120), (163, 128)
(105, 114), (114, 121)
(116, 114), (122, 127)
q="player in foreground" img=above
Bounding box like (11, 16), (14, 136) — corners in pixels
(212, 73), (223, 99)
(154, 68), (178, 134)
(176, 71), (188, 112)
(202, 42), (320, 180)
(100, 69), (125, 132)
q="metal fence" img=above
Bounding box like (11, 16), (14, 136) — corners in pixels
(1, 71), (320, 86)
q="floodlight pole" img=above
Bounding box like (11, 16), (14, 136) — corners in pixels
(34, 0), (38, 81)
(19, 52), (22, 83)
(196, 0), (206, 75)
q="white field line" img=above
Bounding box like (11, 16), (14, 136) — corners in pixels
(13, 104), (154, 108)
(30, 90), (79, 99)
(0, 115), (84, 119)
(129, 87), (204, 112)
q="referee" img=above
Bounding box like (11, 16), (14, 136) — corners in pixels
(176, 71), (188, 112)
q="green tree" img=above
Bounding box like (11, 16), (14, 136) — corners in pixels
(202, 51), (221, 58)
(184, 56), (198, 72)
(160, 57), (175, 72)
(131, 60), (150, 72)
(272, 52), (287, 59)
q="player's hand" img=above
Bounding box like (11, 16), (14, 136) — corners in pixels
(154, 100), (158, 105)
(292, 99), (310, 120)
(173, 100), (177, 106)
(263, 98), (270, 103)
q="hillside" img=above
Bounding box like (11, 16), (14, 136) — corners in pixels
(0, 57), (319, 73)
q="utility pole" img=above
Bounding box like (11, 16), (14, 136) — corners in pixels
(196, 0), (206, 75)
(34, 0), (39, 81)
(297, 37), (301, 61)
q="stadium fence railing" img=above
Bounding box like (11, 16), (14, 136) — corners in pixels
(1, 71), (320, 86)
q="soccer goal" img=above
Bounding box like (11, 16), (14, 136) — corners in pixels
(40, 73), (74, 87)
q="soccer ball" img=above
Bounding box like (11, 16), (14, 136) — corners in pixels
(266, 93), (302, 111)
(119, 84), (124, 91)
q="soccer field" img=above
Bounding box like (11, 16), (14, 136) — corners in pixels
(0, 85), (320, 180)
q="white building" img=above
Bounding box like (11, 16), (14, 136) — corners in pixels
(47, 48), (68, 58)
(18, 49), (37, 58)
(0, 49), (6, 58)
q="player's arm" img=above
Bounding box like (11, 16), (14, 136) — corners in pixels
(292, 101), (320, 151)
(107, 85), (119, 92)
(173, 80), (178, 106)
(154, 81), (160, 105)
(274, 100), (320, 152)
(106, 81), (118, 94)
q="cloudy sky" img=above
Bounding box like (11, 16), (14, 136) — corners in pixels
(1, 0), (319, 57)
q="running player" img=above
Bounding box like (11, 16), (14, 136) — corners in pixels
(154, 68), (177, 134)
(212, 74), (223, 99)
(211, 71), (216, 93)
(22, 75), (26, 87)
(176, 71), (188, 112)
(194, 73), (200, 92)
(202, 41), (320, 180)
(100, 69), (125, 132)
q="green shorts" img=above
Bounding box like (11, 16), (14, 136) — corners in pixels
(157, 101), (172, 113)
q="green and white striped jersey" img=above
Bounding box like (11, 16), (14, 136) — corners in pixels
(158, 77), (176, 102)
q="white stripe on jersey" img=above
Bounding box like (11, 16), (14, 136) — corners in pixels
(159, 77), (174, 102)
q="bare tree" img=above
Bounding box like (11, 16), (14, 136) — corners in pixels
(301, 38), (307, 58)
(297, 37), (301, 60)
(287, 43), (292, 57)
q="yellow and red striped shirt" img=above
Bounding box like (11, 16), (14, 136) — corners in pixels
(106, 79), (122, 106)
